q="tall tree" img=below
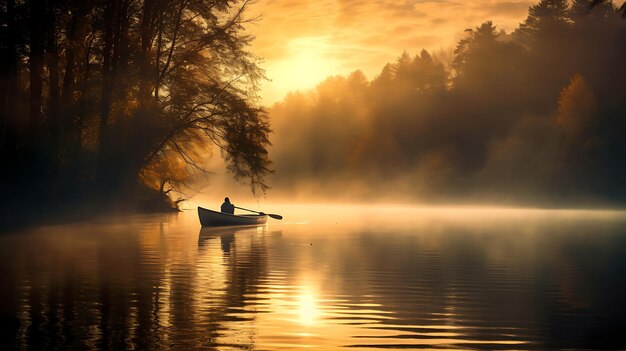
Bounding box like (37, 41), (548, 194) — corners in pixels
(28, 0), (45, 134)
(1, 0), (272, 211)
(0, 0), (19, 163)
(516, 0), (570, 47)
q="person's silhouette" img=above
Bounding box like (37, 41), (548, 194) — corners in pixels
(220, 197), (235, 214)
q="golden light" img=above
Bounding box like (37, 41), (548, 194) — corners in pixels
(298, 287), (318, 326)
(262, 36), (342, 104)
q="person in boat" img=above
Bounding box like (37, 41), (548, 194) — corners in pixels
(221, 197), (235, 214)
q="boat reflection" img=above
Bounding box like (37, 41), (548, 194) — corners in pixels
(3, 208), (626, 350)
(198, 224), (267, 253)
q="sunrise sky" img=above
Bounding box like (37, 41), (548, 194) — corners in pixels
(248, 0), (536, 105)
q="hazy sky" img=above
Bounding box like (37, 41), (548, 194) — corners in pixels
(247, 0), (535, 104)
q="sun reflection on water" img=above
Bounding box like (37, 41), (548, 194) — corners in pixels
(297, 287), (318, 326)
(4, 206), (626, 349)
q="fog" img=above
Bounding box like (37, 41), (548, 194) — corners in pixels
(254, 1), (626, 207)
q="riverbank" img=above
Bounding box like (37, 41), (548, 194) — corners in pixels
(0, 182), (179, 234)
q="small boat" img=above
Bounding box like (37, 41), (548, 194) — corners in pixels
(197, 207), (268, 227)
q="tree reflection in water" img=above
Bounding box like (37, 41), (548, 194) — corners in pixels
(1, 218), (272, 349)
(1, 208), (626, 350)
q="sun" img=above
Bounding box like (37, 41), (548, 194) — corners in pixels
(262, 36), (342, 104)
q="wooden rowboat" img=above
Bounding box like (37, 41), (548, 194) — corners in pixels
(197, 206), (268, 227)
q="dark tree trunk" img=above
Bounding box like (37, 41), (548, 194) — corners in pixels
(0, 0), (19, 164)
(29, 0), (46, 134)
(97, 0), (134, 189)
(60, 0), (90, 103)
(46, 0), (61, 159)
(139, 0), (157, 105)
(97, 0), (118, 184)
(77, 36), (95, 147)
(61, 0), (91, 171)
(154, 15), (163, 100)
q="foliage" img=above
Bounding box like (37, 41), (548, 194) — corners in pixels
(269, 1), (626, 204)
(0, 0), (271, 211)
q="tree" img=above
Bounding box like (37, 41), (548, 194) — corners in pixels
(0, 0), (20, 165)
(128, 0), (272, 194)
(516, 0), (570, 46)
(571, 0), (614, 19)
(556, 75), (598, 144)
(0, 0), (272, 212)
(453, 21), (500, 71)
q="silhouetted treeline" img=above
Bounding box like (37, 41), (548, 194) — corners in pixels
(0, 0), (270, 219)
(270, 0), (626, 205)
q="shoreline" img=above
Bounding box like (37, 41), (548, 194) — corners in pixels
(0, 194), (179, 235)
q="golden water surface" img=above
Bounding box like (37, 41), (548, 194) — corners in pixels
(1, 205), (626, 350)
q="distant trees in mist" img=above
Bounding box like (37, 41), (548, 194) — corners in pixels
(270, 0), (626, 205)
(0, 0), (270, 211)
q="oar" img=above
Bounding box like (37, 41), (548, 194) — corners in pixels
(234, 206), (283, 220)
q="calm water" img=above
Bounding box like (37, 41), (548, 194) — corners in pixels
(1, 205), (626, 350)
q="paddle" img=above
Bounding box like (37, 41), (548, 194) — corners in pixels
(234, 206), (283, 220)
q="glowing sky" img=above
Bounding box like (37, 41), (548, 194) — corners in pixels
(247, 0), (535, 105)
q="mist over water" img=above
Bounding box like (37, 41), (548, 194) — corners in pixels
(262, 2), (626, 206)
(3, 1), (626, 348)
(2, 205), (626, 350)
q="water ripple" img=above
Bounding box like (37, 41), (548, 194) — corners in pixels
(2, 208), (626, 349)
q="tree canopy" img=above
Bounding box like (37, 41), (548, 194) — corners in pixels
(269, 0), (626, 205)
(0, 0), (271, 212)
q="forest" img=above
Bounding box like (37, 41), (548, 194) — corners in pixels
(2, 0), (626, 226)
(270, 0), (626, 206)
(0, 0), (271, 221)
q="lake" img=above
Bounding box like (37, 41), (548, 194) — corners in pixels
(1, 205), (626, 350)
